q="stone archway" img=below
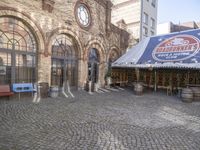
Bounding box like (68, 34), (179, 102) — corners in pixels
(0, 7), (45, 53)
(105, 46), (120, 84)
(47, 28), (83, 89)
(0, 8), (45, 84)
(47, 27), (83, 58)
(107, 46), (120, 63)
(87, 48), (100, 84)
(84, 39), (106, 88)
(107, 46), (120, 69)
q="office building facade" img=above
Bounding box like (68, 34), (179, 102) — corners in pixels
(112, 0), (157, 44)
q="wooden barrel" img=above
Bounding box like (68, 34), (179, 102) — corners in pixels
(190, 87), (200, 101)
(39, 82), (49, 98)
(134, 83), (143, 95)
(181, 88), (193, 103)
(85, 81), (89, 91)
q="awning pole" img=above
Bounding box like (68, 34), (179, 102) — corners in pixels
(135, 68), (140, 82)
(187, 70), (190, 85)
(154, 70), (157, 92)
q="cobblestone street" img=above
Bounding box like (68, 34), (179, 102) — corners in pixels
(0, 88), (200, 150)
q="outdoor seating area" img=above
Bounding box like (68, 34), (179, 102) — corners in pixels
(0, 82), (51, 100)
(111, 29), (200, 103)
(110, 68), (128, 87)
(110, 68), (200, 102)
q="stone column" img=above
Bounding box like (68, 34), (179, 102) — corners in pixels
(98, 61), (106, 87)
(37, 53), (51, 85)
(78, 58), (87, 89)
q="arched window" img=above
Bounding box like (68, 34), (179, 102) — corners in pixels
(51, 34), (78, 88)
(0, 17), (37, 84)
(88, 48), (99, 83)
(108, 49), (119, 67)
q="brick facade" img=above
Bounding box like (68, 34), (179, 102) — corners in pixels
(0, 0), (129, 89)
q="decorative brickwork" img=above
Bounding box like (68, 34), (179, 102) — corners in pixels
(0, 0), (129, 89)
(42, 0), (55, 13)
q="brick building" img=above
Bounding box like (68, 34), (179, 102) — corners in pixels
(0, 0), (129, 90)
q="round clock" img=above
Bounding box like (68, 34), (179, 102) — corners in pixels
(75, 2), (91, 30)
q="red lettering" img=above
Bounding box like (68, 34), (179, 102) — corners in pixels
(155, 43), (198, 53)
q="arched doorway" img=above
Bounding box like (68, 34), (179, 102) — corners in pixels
(51, 34), (78, 89)
(108, 49), (119, 67)
(0, 17), (37, 84)
(88, 48), (99, 83)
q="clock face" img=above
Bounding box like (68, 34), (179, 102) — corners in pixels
(76, 3), (91, 28)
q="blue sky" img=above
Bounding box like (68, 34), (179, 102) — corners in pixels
(158, 0), (200, 24)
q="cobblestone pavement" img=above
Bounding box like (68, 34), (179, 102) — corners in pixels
(0, 88), (200, 150)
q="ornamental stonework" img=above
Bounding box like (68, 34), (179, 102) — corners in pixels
(0, 0), (129, 87)
(42, 0), (55, 13)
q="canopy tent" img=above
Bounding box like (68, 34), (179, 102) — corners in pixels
(112, 29), (200, 69)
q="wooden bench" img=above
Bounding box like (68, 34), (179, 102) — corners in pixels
(0, 85), (14, 99)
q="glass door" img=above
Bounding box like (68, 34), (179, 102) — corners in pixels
(51, 59), (64, 87)
(88, 48), (99, 83)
